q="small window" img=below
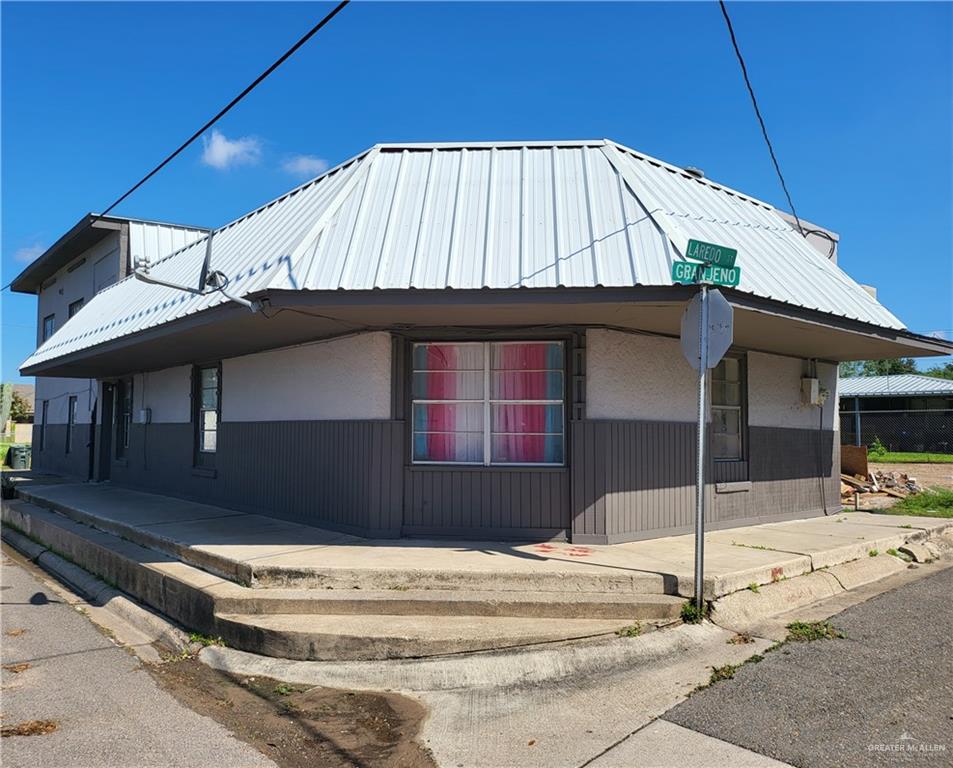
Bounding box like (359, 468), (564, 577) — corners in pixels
(711, 355), (746, 461)
(39, 400), (49, 451)
(66, 396), (78, 453)
(115, 379), (133, 459)
(68, 298), (84, 318)
(412, 341), (565, 466)
(42, 314), (56, 342)
(194, 365), (220, 467)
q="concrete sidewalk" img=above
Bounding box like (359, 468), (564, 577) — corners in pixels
(14, 480), (952, 598)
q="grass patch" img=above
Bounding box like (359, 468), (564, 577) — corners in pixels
(615, 622), (643, 638)
(709, 664), (738, 684)
(868, 548), (879, 557)
(188, 632), (226, 648)
(747, 582), (760, 593)
(885, 488), (953, 519)
(869, 451), (953, 464)
(681, 601), (704, 624)
(728, 632), (754, 645)
(785, 620), (845, 642)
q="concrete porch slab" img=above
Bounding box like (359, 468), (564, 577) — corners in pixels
(13, 481), (949, 600)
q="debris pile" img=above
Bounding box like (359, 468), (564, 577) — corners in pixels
(840, 470), (924, 500)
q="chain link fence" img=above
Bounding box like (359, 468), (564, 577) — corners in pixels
(840, 409), (953, 454)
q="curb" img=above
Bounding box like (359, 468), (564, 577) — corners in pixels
(2, 525), (192, 654)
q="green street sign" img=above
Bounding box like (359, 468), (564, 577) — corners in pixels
(685, 239), (737, 269)
(671, 260), (741, 288)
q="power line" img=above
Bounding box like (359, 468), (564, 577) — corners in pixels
(100, 0), (350, 217)
(717, 0), (804, 235)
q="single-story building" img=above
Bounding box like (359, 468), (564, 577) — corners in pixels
(18, 139), (952, 543)
(840, 374), (953, 452)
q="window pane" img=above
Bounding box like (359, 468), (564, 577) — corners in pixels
(712, 433), (741, 460)
(201, 388), (218, 408)
(491, 371), (563, 400)
(712, 381), (741, 406)
(491, 342), (563, 371)
(412, 370), (484, 400)
(413, 431), (483, 463)
(201, 367), (218, 389)
(413, 403), (483, 432)
(201, 430), (217, 452)
(716, 357), (739, 383)
(413, 343), (483, 371)
(202, 411), (217, 430)
(491, 404), (562, 434)
(712, 408), (740, 435)
(491, 434), (563, 464)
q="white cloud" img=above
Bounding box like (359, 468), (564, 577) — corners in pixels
(201, 129), (262, 170)
(14, 243), (46, 264)
(282, 154), (329, 179)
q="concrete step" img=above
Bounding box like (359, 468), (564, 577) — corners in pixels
(215, 588), (685, 620)
(213, 612), (658, 660)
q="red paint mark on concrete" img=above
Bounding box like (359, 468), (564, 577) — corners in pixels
(566, 547), (592, 557)
(771, 567), (784, 582)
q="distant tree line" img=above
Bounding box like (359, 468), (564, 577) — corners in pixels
(839, 359), (953, 380)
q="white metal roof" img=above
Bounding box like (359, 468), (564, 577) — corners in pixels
(127, 220), (206, 268)
(839, 374), (953, 398)
(22, 139), (906, 371)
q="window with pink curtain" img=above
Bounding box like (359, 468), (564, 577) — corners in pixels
(412, 341), (564, 465)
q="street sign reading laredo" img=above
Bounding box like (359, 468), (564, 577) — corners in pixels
(671, 260), (741, 288)
(685, 238), (737, 269)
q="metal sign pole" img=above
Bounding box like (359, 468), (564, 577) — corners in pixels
(694, 284), (710, 613)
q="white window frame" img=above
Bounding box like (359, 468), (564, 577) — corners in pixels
(710, 354), (746, 462)
(411, 340), (565, 467)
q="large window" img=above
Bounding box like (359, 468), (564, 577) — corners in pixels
(711, 355), (746, 461)
(42, 314), (56, 342)
(412, 341), (564, 466)
(115, 379), (133, 459)
(194, 365), (220, 467)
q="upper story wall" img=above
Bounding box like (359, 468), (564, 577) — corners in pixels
(586, 328), (838, 430)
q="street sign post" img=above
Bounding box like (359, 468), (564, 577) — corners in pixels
(685, 238), (737, 269)
(678, 242), (737, 615)
(671, 261), (741, 288)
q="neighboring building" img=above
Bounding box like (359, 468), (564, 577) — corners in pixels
(19, 140), (953, 543)
(11, 215), (205, 476)
(839, 374), (953, 453)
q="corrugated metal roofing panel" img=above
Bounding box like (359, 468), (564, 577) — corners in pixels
(127, 221), (206, 267)
(839, 375), (953, 398)
(23, 139), (910, 372)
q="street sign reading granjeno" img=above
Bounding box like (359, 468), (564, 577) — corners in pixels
(685, 238), (737, 269)
(671, 261), (741, 288)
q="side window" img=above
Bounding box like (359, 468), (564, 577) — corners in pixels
(711, 355), (746, 461)
(193, 365), (220, 468)
(68, 298), (84, 318)
(115, 379), (133, 459)
(66, 396), (77, 453)
(39, 400), (49, 451)
(42, 314), (56, 342)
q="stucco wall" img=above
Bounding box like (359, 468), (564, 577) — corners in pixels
(587, 329), (838, 430)
(586, 329), (697, 422)
(134, 366), (192, 424)
(748, 352), (837, 430)
(35, 378), (95, 424)
(222, 332), (392, 421)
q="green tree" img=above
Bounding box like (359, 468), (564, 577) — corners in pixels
(9, 392), (32, 423)
(839, 361), (862, 378)
(859, 358), (917, 376)
(922, 362), (953, 380)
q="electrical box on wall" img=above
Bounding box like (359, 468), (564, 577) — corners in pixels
(139, 408), (152, 424)
(800, 377), (822, 406)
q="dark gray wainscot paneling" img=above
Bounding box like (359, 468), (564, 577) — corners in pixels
(31, 423), (92, 479)
(570, 420), (840, 544)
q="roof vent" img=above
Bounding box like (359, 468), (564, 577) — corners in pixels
(684, 166), (705, 179)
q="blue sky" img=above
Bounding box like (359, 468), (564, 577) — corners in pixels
(3, 1), (951, 383)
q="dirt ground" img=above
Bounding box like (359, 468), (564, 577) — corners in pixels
(852, 462), (953, 511)
(147, 656), (436, 768)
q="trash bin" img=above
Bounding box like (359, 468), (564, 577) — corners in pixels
(8, 444), (31, 470)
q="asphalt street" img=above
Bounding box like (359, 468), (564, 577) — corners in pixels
(0, 550), (275, 768)
(666, 564), (953, 768)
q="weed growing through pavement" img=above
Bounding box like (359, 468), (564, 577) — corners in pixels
(747, 583), (760, 593)
(274, 683), (302, 696)
(1, 720), (58, 737)
(709, 664), (738, 684)
(188, 632), (226, 648)
(728, 632), (754, 645)
(868, 548), (879, 557)
(886, 548), (913, 561)
(616, 622), (643, 638)
(681, 601), (704, 624)
(785, 620), (845, 642)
